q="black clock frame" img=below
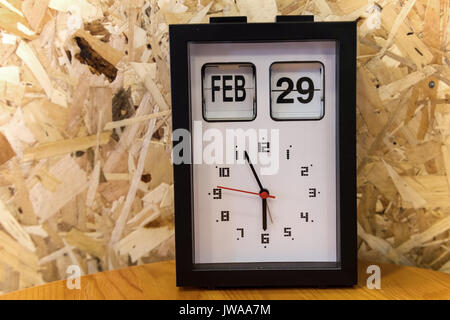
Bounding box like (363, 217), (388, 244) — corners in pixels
(169, 17), (357, 288)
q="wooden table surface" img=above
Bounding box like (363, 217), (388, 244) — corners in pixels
(1, 260), (449, 300)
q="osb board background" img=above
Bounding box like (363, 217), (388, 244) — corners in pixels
(0, 0), (448, 294)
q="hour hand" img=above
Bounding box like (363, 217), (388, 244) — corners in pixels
(262, 198), (267, 231)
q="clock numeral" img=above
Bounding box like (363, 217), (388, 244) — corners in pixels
(212, 188), (222, 199)
(286, 145), (292, 160)
(283, 227), (292, 237)
(300, 211), (309, 222)
(237, 228), (244, 238)
(220, 210), (230, 221)
(261, 233), (269, 244)
(308, 188), (318, 198)
(275, 77), (315, 104)
(258, 142), (270, 153)
(219, 167), (230, 177)
(301, 166), (309, 176)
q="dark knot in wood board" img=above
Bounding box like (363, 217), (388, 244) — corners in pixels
(74, 36), (118, 82)
(111, 88), (135, 141)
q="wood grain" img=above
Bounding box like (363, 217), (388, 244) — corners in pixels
(1, 260), (449, 300)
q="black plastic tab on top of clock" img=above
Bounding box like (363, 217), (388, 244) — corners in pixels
(276, 15), (314, 23)
(209, 16), (247, 24)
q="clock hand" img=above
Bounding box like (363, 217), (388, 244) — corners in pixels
(217, 186), (276, 199)
(244, 151), (263, 190)
(219, 184), (272, 230)
(267, 201), (274, 223)
(262, 198), (267, 231)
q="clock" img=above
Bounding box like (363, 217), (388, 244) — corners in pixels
(169, 16), (357, 287)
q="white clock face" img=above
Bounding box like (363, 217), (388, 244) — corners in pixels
(189, 41), (338, 265)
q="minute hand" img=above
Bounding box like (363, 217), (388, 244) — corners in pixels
(244, 151), (263, 190)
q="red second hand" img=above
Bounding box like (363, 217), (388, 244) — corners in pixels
(217, 186), (276, 199)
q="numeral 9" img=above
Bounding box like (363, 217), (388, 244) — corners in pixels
(212, 188), (222, 199)
(296, 77), (314, 103)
